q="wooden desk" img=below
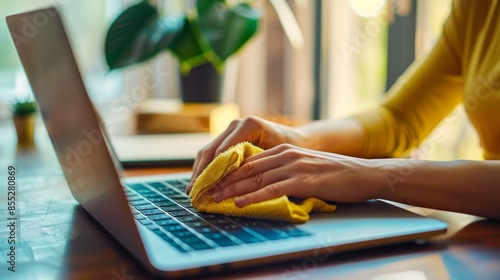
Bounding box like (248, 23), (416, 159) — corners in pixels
(1, 120), (500, 279)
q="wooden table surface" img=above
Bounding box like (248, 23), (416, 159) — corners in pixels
(1, 120), (499, 280)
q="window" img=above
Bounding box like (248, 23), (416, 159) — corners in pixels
(0, 0), (124, 115)
(323, 0), (389, 119)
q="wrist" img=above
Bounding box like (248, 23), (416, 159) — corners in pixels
(291, 127), (313, 149)
(370, 159), (410, 200)
(372, 158), (427, 200)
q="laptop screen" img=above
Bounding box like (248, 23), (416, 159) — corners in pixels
(6, 8), (148, 258)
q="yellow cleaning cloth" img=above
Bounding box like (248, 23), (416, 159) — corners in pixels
(189, 142), (336, 223)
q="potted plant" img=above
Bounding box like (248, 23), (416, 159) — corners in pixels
(104, 0), (261, 103)
(12, 99), (37, 146)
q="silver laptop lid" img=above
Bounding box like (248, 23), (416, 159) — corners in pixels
(6, 7), (149, 265)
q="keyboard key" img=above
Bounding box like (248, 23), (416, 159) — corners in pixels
(127, 195), (144, 202)
(219, 224), (240, 231)
(147, 182), (168, 189)
(206, 218), (232, 225)
(169, 194), (188, 199)
(129, 200), (150, 206)
(139, 219), (152, 226)
(154, 219), (179, 227)
(152, 228), (164, 236)
(135, 204), (158, 211)
(171, 245), (189, 253)
(127, 183), (147, 191)
(162, 224), (186, 232)
(169, 210), (192, 217)
(133, 213), (147, 220)
(149, 214), (172, 221)
(249, 228), (290, 240)
(155, 200), (177, 207)
(185, 206), (199, 213)
(262, 221), (292, 228)
(176, 216), (202, 223)
(183, 221), (210, 228)
(170, 197), (191, 205)
(163, 240), (189, 253)
(227, 229), (264, 244)
(148, 197), (170, 203)
(189, 241), (213, 251)
(135, 189), (155, 195)
(170, 230), (196, 238)
(197, 232), (238, 247)
(212, 237), (238, 247)
(193, 227), (218, 234)
(146, 224), (158, 230)
(237, 221), (291, 240)
(237, 220), (261, 227)
(126, 195), (142, 201)
(178, 202), (192, 207)
(202, 232), (227, 240)
(198, 213), (224, 220)
(160, 205), (184, 212)
(182, 236), (205, 245)
(156, 190), (179, 197)
(166, 180), (188, 188)
(280, 227), (311, 237)
(142, 193), (162, 199)
(141, 209), (164, 216)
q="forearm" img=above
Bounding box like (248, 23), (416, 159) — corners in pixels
(296, 118), (365, 157)
(373, 159), (500, 219)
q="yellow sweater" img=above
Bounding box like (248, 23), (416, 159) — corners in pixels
(355, 0), (500, 160)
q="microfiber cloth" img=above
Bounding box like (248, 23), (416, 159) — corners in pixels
(189, 142), (336, 223)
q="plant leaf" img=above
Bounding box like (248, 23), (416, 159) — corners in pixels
(105, 1), (184, 70)
(13, 101), (37, 115)
(195, 0), (261, 70)
(169, 18), (209, 74)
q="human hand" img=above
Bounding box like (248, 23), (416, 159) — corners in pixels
(207, 144), (378, 207)
(187, 116), (305, 194)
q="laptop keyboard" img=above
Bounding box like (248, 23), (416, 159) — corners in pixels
(125, 179), (312, 253)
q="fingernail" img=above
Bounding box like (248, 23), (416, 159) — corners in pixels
(235, 196), (246, 207)
(213, 191), (223, 202)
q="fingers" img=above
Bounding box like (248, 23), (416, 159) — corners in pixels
(209, 144), (323, 206)
(212, 157), (286, 202)
(211, 145), (303, 204)
(213, 167), (283, 202)
(187, 120), (241, 194)
(187, 116), (275, 194)
(214, 170), (294, 207)
(234, 179), (295, 207)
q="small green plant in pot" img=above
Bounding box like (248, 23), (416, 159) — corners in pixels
(105, 0), (261, 103)
(12, 99), (37, 146)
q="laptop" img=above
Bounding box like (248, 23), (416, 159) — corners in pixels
(7, 7), (447, 278)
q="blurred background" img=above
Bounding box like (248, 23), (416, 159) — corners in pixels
(0, 0), (482, 160)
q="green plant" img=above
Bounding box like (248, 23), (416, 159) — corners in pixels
(105, 0), (261, 74)
(12, 99), (37, 116)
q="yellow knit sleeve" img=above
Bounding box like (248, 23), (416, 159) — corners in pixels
(354, 0), (465, 158)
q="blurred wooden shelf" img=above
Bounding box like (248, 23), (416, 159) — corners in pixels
(136, 98), (239, 135)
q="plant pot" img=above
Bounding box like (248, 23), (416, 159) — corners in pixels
(180, 63), (222, 103)
(14, 114), (36, 146)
